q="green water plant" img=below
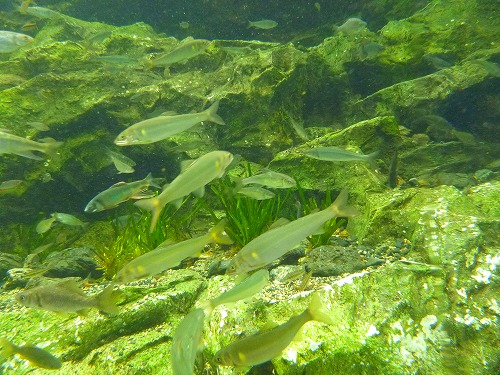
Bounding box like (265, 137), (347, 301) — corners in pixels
(295, 181), (347, 248)
(209, 174), (292, 248)
(94, 196), (202, 280)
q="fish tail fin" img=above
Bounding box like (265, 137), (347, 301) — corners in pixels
(330, 188), (360, 218)
(39, 138), (62, 157)
(134, 196), (163, 232)
(307, 293), (334, 325)
(205, 101), (225, 125)
(366, 150), (380, 169)
(96, 285), (120, 314)
(0, 338), (16, 359)
(208, 219), (234, 245)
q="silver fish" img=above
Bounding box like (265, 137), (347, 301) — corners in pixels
(242, 169), (296, 189)
(114, 101), (225, 146)
(171, 309), (205, 375)
(304, 146), (379, 168)
(227, 189), (359, 275)
(248, 20), (278, 29)
(0, 338), (61, 369)
(214, 293), (333, 366)
(15, 280), (119, 314)
(135, 151), (234, 231)
(0, 31), (33, 53)
(0, 131), (61, 160)
(236, 186), (275, 200)
(152, 38), (210, 67)
(84, 173), (160, 213)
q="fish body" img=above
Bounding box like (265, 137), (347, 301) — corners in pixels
(114, 101), (224, 146)
(214, 293), (333, 366)
(236, 186), (275, 200)
(305, 146), (379, 168)
(248, 20), (278, 29)
(51, 212), (86, 228)
(242, 169), (296, 189)
(36, 217), (56, 234)
(106, 148), (136, 174)
(0, 131), (61, 160)
(227, 189), (358, 275)
(21, 6), (60, 19)
(152, 39), (210, 67)
(0, 338), (61, 369)
(114, 221), (233, 284)
(171, 308), (205, 375)
(206, 269), (269, 313)
(15, 281), (118, 314)
(84, 173), (159, 213)
(135, 151), (234, 231)
(336, 17), (367, 35)
(0, 179), (23, 190)
(0, 31), (33, 53)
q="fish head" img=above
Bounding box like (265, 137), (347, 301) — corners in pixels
(14, 33), (34, 47)
(114, 132), (137, 146)
(225, 259), (239, 276)
(15, 290), (36, 308)
(213, 348), (233, 366)
(216, 151), (234, 174)
(84, 200), (103, 213)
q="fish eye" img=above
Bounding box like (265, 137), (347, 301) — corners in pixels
(17, 293), (25, 301)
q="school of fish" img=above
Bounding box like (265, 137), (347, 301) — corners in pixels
(0, 5), (373, 373)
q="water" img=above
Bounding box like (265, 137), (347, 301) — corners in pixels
(0, 0), (499, 374)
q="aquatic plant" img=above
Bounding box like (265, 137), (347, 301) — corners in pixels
(209, 174), (292, 248)
(94, 197), (202, 280)
(295, 181), (346, 248)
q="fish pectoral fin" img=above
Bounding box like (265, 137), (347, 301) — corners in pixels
(130, 192), (156, 200)
(16, 150), (43, 160)
(192, 186), (205, 198)
(76, 308), (91, 316)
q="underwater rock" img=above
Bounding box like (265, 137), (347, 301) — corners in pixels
(40, 247), (103, 279)
(303, 245), (384, 276)
(0, 253), (22, 280)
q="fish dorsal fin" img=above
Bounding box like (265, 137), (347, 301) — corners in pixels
(55, 279), (87, 296)
(269, 217), (290, 230)
(159, 111), (178, 116)
(38, 137), (57, 143)
(179, 36), (194, 44)
(111, 181), (127, 187)
(180, 159), (196, 172)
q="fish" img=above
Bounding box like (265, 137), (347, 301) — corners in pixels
(51, 212), (87, 229)
(214, 293), (333, 366)
(226, 189), (359, 275)
(242, 169), (296, 189)
(15, 280), (119, 314)
(36, 217), (56, 234)
(20, 6), (60, 19)
(336, 17), (367, 35)
(236, 186), (275, 200)
(0, 131), (61, 160)
(113, 220), (233, 284)
(248, 20), (278, 29)
(205, 269), (269, 313)
(0, 31), (33, 53)
(135, 151), (234, 231)
(106, 148), (136, 174)
(387, 149), (399, 188)
(0, 337), (61, 369)
(304, 146), (379, 168)
(151, 38), (210, 67)
(114, 101), (225, 146)
(27, 121), (49, 131)
(0, 179), (23, 190)
(171, 308), (205, 375)
(84, 173), (160, 213)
